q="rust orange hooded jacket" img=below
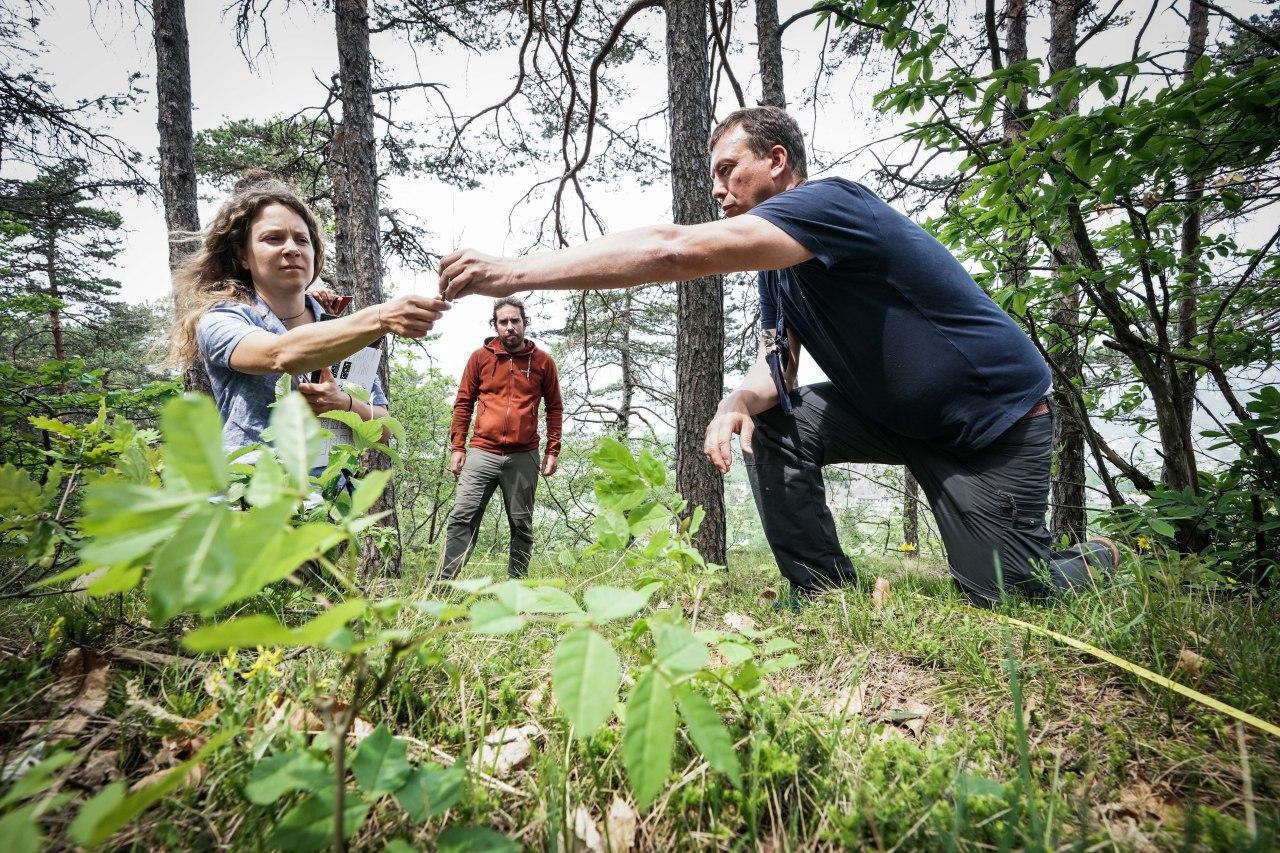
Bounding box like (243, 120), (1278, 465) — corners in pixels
(450, 337), (563, 456)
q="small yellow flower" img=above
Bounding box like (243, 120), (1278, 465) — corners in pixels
(220, 649), (240, 673)
(247, 647), (284, 680)
(1136, 535), (1152, 552)
(897, 542), (917, 553)
(48, 616), (65, 641)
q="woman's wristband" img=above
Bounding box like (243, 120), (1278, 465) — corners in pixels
(346, 392), (354, 412)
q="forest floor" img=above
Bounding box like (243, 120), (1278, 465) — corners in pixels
(1, 545), (1276, 851)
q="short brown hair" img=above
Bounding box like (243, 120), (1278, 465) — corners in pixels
(491, 296), (527, 326)
(708, 106), (808, 179)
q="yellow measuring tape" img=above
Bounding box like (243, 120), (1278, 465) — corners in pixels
(983, 611), (1280, 739)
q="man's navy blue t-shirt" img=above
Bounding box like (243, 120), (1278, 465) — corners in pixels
(749, 177), (1050, 453)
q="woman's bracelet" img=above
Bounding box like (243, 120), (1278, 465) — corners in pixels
(346, 392), (354, 412)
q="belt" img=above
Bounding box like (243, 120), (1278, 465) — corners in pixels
(1020, 399), (1050, 420)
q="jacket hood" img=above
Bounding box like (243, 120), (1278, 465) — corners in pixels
(484, 336), (537, 357)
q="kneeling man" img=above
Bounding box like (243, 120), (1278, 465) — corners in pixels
(441, 297), (563, 579)
(439, 107), (1115, 605)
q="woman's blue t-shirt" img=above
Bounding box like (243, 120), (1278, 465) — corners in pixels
(748, 177), (1050, 452)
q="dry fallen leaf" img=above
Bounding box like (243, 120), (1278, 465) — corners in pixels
(572, 805), (603, 852)
(23, 648), (112, 742)
(826, 680), (868, 717)
(759, 587), (779, 605)
(472, 723), (541, 777)
(1173, 648), (1206, 678)
(897, 699), (931, 737)
(525, 684), (548, 715)
(723, 612), (757, 633)
(872, 577), (891, 610)
(604, 796), (638, 851)
(129, 762), (204, 794)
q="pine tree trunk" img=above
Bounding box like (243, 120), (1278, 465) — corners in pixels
(44, 232), (64, 361)
(667, 0), (725, 565)
(619, 291), (633, 436)
(902, 469), (919, 556)
(1047, 0), (1087, 543)
(755, 0), (785, 108)
(335, 0), (399, 576)
(1172, 0), (1209, 488)
(153, 0), (208, 394)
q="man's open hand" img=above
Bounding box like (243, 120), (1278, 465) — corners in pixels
(439, 249), (517, 301)
(449, 450), (466, 476)
(379, 295), (450, 338)
(703, 403), (755, 474)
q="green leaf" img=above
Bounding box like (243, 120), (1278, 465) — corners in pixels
(552, 628), (621, 735)
(218, 522), (344, 606)
(394, 763), (465, 822)
(1149, 517), (1177, 538)
(441, 576), (494, 595)
(245, 453), (288, 507)
(593, 507), (631, 550)
(70, 728), (234, 847)
(653, 624), (708, 676)
(637, 449), (666, 486)
(348, 468), (392, 518)
(468, 599), (525, 635)
(78, 485), (193, 565)
(0, 804), (41, 853)
(675, 685), (742, 787)
(593, 436), (639, 478)
(147, 506), (235, 621)
(523, 586), (583, 615)
(956, 771), (1005, 799)
(85, 563), (142, 597)
(437, 825), (518, 853)
(622, 668), (676, 810)
(68, 783), (125, 847)
(351, 724), (413, 797)
(0, 463), (45, 517)
(244, 750), (330, 805)
(271, 790), (370, 852)
(584, 586), (651, 622)
(270, 392), (323, 489)
(161, 394), (228, 493)
(627, 501), (671, 537)
(0, 750), (76, 809)
(182, 599), (367, 652)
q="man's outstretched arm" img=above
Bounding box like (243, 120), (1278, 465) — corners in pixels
(439, 216), (813, 300)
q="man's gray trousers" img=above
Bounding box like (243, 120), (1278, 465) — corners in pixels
(441, 448), (539, 579)
(746, 383), (1113, 605)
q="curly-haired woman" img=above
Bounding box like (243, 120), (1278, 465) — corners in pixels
(170, 174), (449, 452)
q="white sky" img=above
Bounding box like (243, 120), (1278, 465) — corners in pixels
(30, 0), (1267, 472)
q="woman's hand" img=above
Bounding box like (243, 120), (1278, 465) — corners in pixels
(297, 367), (351, 415)
(377, 295), (452, 338)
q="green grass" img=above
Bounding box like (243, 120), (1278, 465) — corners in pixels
(1, 545), (1277, 851)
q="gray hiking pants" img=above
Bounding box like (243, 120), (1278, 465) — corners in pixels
(746, 383), (1114, 605)
(441, 448), (540, 579)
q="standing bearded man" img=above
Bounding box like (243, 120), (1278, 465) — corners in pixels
(441, 297), (563, 579)
(438, 107), (1117, 607)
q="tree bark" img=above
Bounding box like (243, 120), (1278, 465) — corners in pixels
(902, 469), (919, 556)
(1172, 0), (1209, 487)
(335, 0), (398, 576)
(619, 291), (634, 436)
(44, 230), (64, 361)
(755, 0), (786, 107)
(667, 0), (726, 565)
(152, 0), (208, 394)
(1047, 0), (1087, 543)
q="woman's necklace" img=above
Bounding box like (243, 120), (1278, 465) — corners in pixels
(276, 303), (308, 321)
